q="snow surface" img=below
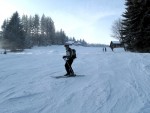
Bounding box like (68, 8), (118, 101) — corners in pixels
(0, 46), (150, 113)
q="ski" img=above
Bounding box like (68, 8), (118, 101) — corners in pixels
(50, 74), (85, 79)
(54, 74), (76, 79)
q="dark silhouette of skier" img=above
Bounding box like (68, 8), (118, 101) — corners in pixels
(103, 47), (107, 52)
(63, 44), (75, 76)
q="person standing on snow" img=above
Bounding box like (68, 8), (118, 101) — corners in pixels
(105, 47), (107, 52)
(63, 44), (75, 76)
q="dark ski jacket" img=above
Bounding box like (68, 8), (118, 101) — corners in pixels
(63, 47), (73, 60)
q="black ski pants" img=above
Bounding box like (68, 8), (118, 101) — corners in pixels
(65, 59), (74, 74)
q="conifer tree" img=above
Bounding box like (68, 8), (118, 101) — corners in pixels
(140, 1), (150, 51)
(32, 14), (40, 46)
(2, 11), (25, 51)
(122, 0), (150, 52)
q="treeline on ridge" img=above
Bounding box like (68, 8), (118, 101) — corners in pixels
(0, 11), (87, 51)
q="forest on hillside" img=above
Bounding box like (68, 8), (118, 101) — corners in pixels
(0, 12), (88, 51)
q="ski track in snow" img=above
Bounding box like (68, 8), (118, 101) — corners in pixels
(0, 46), (150, 113)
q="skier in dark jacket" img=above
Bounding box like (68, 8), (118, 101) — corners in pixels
(63, 44), (75, 76)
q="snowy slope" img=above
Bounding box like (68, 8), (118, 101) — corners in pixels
(0, 46), (150, 113)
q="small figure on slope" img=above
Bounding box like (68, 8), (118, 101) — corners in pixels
(63, 44), (76, 77)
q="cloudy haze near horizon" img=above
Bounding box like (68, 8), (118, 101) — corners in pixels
(0, 0), (125, 44)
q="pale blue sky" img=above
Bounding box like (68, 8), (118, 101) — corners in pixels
(0, 0), (125, 44)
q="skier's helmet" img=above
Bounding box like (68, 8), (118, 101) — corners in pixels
(64, 43), (70, 47)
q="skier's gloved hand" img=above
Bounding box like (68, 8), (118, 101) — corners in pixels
(63, 56), (67, 59)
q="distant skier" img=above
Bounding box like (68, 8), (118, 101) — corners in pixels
(105, 47), (107, 52)
(103, 47), (107, 52)
(63, 44), (76, 76)
(4, 49), (7, 54)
